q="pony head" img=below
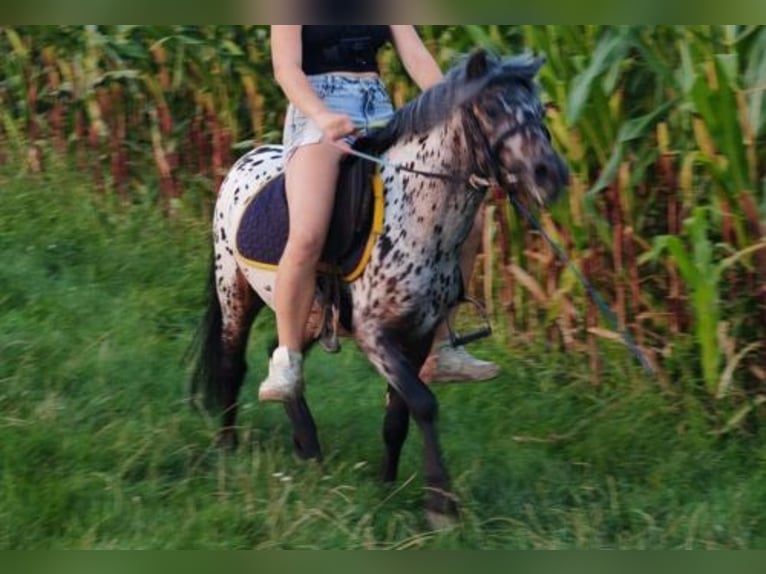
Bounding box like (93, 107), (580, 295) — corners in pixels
(461, 49), (569, 207)
(356, 48), (568, 208)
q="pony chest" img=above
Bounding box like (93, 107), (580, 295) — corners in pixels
(355, 235), (462, 319)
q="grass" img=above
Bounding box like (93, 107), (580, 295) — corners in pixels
(1, 164), (765, 549)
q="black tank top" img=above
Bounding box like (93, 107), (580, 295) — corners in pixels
(301, 26), (391, 75)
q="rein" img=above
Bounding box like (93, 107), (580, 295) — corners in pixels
(331, 142), (489, 189)
(330, 114), (503, 189)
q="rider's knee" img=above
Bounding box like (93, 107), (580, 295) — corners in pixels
(284, 229), (325, 263)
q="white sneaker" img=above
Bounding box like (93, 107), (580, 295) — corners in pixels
(420, 343), (500, 384)
(258, 347), (304, 402)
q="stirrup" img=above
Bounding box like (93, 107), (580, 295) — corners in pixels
(446, 296), (492, 347)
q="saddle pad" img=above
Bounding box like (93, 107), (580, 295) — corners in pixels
(235, 172), (385, 282)
(235, 174), (289, 269)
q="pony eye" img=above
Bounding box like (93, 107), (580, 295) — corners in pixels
(486, 106), (502, 120)
(484, 102), (503, 120)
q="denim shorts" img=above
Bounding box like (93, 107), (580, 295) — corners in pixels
(282, 73), (395, 160)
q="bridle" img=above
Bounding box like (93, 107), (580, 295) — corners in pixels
(334, 93), (546, 194)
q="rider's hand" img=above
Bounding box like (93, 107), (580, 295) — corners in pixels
(314, 110), (355, 143)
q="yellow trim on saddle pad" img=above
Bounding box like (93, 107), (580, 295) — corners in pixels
(235, 170), (385, 283)
(341, 171), (384, 282)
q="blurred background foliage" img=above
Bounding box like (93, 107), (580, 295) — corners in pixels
(1, 25), (764, 427)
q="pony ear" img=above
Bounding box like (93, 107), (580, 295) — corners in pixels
(530, 54), (546, 74)
(466, 49), (490, 80)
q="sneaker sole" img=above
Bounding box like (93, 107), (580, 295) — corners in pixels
(422, 369), (500, 385)
(258, 385), (304, 402)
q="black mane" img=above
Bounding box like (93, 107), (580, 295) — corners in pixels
(355, 51), (544, 155)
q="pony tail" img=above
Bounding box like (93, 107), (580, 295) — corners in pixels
(188, 255), (224, 412)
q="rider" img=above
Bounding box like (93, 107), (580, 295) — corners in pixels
(259, 25), (499, 402)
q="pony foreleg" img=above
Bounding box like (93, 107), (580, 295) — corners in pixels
(358, 328), (457, 521)
(382, 385), (409, 482)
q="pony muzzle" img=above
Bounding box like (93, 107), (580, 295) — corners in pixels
(522, 153), (568, 206)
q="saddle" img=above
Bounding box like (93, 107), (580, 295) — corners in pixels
(235, 156), (383, 351)
(322, 155), (380, 277)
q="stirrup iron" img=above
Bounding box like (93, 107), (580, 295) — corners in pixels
(446, 295), (492, 347)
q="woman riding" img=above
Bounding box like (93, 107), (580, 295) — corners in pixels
(259, 25), (499, 402)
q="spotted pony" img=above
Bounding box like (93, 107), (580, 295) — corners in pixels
(190, 50), (568, 523)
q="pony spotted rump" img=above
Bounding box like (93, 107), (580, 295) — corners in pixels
(190, 50), (568, 525)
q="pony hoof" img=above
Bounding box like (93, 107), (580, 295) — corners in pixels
(292, 437), (322, 462)
(319, 333), (341, 353)
(425, 509), (458, 531)
(425, 490), (459, 531)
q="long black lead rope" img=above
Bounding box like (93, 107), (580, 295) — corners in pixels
(464, 110), (656, 376)
(506, 192), (656, 375)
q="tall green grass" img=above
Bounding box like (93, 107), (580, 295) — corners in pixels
(1, 165), (765, 549)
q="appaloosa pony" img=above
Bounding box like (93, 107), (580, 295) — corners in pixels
(190, 50), (568, 523)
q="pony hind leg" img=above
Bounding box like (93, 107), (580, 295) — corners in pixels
(282, 325), (323, 461)
(217, 269), (265, 449)
(260, 313), (322, 460)
(283, 395), (321, 461)
(191, 259), (264, 450)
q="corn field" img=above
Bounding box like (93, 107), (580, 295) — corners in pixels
(1, 25), (764, 426)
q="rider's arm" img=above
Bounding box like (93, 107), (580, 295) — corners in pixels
(271, 25), (328, 120)
(271, 25), (354, 141)
(389, 26), (443, 91)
